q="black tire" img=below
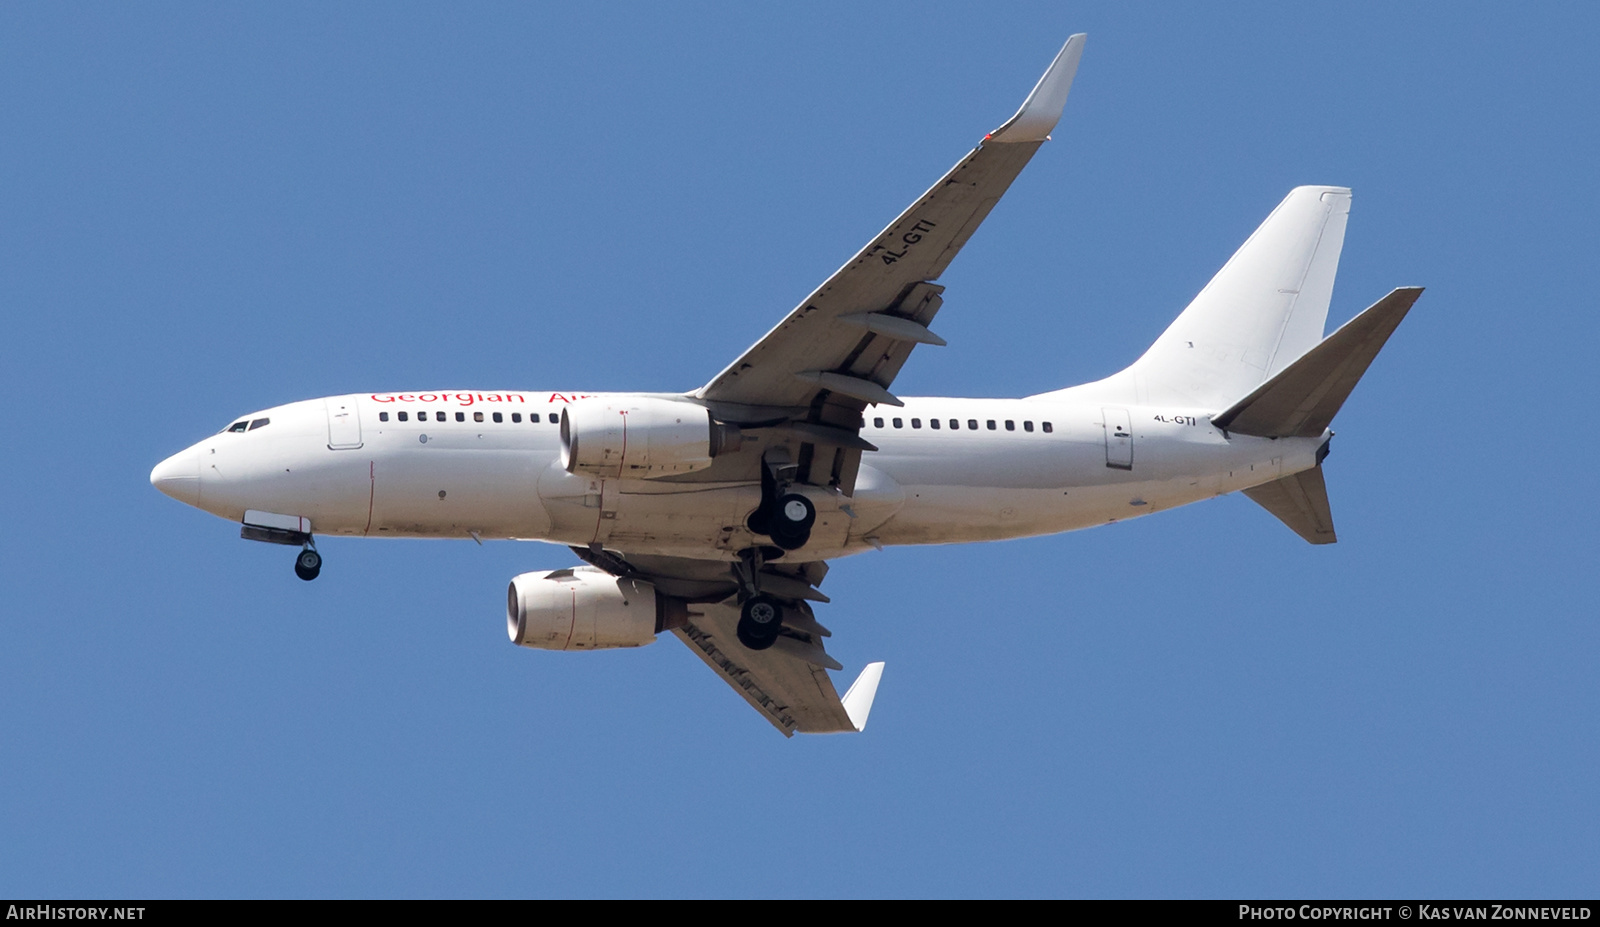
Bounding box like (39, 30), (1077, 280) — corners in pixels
(765, 493), (814, 550)
(769, 526), (808, 551)
(774, 493), (815, 532)
(295, 549), (322, 581)
(737, 596), (783, 650)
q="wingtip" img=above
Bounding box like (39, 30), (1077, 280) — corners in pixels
(1376, 286), (1426, 312)
(988, 33), (1087, 144)
(841, 661), (885, 732)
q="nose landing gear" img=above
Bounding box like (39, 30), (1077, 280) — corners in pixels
(238, 512), (321, 581)
(294, 546), (322, 581)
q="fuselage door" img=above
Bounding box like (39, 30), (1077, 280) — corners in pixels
(1103, 407), (1132, 470)
(326, 397), (364, 450)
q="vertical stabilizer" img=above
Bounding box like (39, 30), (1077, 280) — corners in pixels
(1136, 186), (1350, 407)
(1036, 186), (1351, 409)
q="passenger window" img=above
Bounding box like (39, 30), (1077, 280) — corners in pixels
(911, 418), (921, 429)
(1023, 421), (1034, 432)
(1042, 422), (1053, 433)
(549, 414), (559, 423)
(474, 412), (484, 423)
(929, 418), (940, 429)
(226, 421), (248, 433)
(987, 420), (997, 430)
(949, 419), (959, 430)
(398, 411), (409, 422)
(454, 412), (464, 422)
(874, 417), (884, 428)
(512, 413), (522, 423)
(379, 412), (389, 422)
(968, 420), (978, 430)
(493, 412), (503, 423)
(892, 418), (903, 428)
(1005, 420), (1015, 431)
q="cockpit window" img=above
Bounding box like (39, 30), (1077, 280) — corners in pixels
(225, 421), (248, 433)
(248, 418), (270, 431)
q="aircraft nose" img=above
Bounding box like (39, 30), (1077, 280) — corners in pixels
(150, 447), (201, 506)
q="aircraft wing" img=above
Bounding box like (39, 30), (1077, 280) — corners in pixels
(607, 37), (1083, 733)
(674, 601), (883, 737)
(571, 546), (882, 736)
(695, 35), (1086, 484)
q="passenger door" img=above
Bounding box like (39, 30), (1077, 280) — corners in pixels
(326, 397), (363, 450)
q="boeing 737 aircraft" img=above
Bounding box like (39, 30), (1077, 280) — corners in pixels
(151, 35), (1421, 736)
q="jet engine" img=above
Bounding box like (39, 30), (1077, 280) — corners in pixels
(560, 397), (739, 479)
(507, 567), (688, 651)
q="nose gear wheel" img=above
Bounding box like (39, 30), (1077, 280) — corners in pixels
(294, 547), (322, 581)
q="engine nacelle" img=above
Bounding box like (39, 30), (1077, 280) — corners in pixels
(507, 567), (686, 651)
(560, 397), (736, 479)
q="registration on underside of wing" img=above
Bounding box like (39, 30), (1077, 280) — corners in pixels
(579, 549), (882, 735)
(673, 601), (883, 737)
(696, 34), (1086, 414)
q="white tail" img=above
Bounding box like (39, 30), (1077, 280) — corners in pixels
(1036, 186), (1351, 410)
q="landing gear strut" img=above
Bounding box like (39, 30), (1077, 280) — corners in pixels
(732, 547), (783, 651)
(294, 546), (322, 582)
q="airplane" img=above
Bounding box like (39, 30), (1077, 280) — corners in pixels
(150, 34), (1421, 736)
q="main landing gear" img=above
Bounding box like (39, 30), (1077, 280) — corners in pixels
(737, 595), (783, 650)
(294, 545), (322, 582)
(745, 452), (816, 551)
(732, 547), (785, 651)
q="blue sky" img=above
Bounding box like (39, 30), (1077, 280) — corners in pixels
(3, 3), (1596, 898)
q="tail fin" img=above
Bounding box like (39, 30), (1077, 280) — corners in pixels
(1035, 186), (1351, 408)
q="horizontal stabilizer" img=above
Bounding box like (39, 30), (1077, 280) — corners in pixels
(1213, 287), (1423, 437)
(1243, 466), (1337, 545)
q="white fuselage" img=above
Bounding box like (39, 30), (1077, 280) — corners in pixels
(152, 390), (1324, 562)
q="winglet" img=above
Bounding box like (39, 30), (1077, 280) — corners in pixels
(841, 662), (885, 732)
(988, 34), (1087, 143)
